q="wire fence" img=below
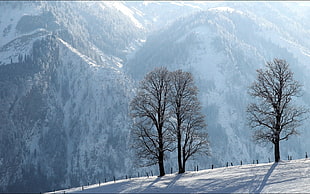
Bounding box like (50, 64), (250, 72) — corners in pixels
(48, 152), (309, 194)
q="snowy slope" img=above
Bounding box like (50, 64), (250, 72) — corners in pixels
(50, 159), (310, 193)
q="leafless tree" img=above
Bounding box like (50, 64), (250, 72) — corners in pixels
(247, 58), (308, 162)
(130, 67), (173, 176)
(169, 70), (209, 173)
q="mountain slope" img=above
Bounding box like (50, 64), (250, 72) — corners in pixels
(53, 159), (310, 193)
(0, 1), (141, 192)
(127, 2), (310, 168)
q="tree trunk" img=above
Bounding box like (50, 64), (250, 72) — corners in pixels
(177, 130), (183, 174)
(158, 150), (165, 176)
(179, 147), (186, 174)
(274, 138), (280, 162)
(181, 160), (186, 174)
(158, 119), (165, 177)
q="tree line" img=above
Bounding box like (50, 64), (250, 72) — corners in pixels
(130, 58), (308, 176)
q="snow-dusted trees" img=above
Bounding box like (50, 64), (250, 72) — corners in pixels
(130, 67), (173, 176)
(169, 70), (209, 173)
(247, 58), (308, 162)
(131, 67), (209, 175)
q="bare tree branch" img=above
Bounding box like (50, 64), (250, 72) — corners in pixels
(130, 67), (172, 176)
(169, 70), (210, 173)
(247, 58), (308, 162)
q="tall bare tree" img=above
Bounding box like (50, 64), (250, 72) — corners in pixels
(130, 67), (173, 176)
(169, 70), (209, 173)
(247, 58), (307, 162)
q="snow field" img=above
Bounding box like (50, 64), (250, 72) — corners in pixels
(49, 158), (310, 193)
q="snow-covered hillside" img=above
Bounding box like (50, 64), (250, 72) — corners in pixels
(50, 159), (310, 193)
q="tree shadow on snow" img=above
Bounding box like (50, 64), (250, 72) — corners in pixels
(254, 162), (278, 193)
(142, 173), (184, 193)
(142, 176), (163, 192)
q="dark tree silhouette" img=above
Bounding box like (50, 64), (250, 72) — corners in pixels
(130, 67), (173, 176)
(169, 70), (209, 173)
(247, 58), (307, 162)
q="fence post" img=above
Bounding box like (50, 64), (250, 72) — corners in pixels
(138, 172), (140, 178)
(146, 172), (149, 178)
(226, 162), (228, 167)
(105, 178), (106, 183)
(171, 167), (173, 174)
(151, 170), (153, 176)
(211, 164), (214, 169)
(256, 160), (258, 164)
(197, 165), (199, 171)
(240, 160), (242, 165)
(306, 152), (308, 158)
(113, 176), (116, 182)
(99, 180), (100, 186)
(231, 162), (233, 166)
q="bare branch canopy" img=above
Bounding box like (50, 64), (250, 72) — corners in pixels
(247, 58), (308, 162)
(130, 67), (209, 175)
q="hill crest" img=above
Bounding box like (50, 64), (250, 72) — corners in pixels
(49, 158), (310, 193)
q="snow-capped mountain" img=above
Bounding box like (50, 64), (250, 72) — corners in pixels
(0, 1), (142, 192)
(0, 1), (310, 193)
